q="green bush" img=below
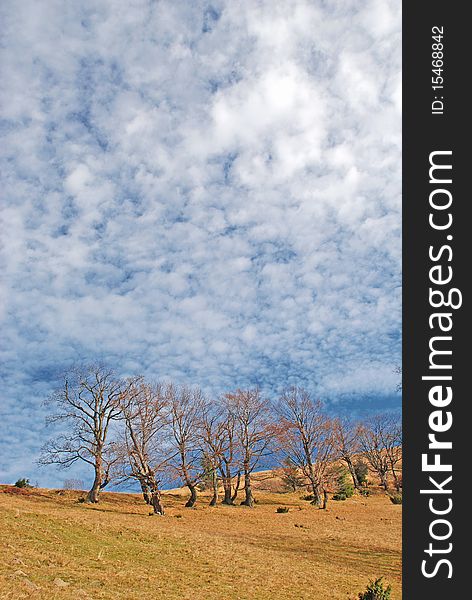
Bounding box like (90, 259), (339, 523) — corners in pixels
(301, 493), (314, 502)
(357, 578), (392, 600)
(336, 468), (354, 499)
(354, 460), (369, 486)
(389, 493), (402, 505)
(343, 482), (354, 498)
(198, 456), (216, 491)
(360, 489), (370, 497)
(14, 478), (32, 489)
(332, 492), (347, 501)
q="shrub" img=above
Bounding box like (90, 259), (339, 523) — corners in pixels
(14, 478), (32, 489)
(3, 486), (29, 495)
(389, 493), (402, 505)
(336, 468), (354, 499)
(332, 493), (347, 501)
(276, 507), (289, 513)
(343, 481), (354, 498)
(301, 493), (314, 502)
(360, 489), (370, 497)
(198, 456), (217, 491)
(357, 578), (392, 600)
(354, 460), (369, 486)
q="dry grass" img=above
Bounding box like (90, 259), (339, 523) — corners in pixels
(0, 483), (401, 600)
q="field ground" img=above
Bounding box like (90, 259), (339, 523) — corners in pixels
(0, 481), (401, 600)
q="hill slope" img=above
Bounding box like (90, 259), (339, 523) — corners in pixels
(0, 485), (401, 600)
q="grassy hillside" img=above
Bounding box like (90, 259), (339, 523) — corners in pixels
(0, 483), (401, 600)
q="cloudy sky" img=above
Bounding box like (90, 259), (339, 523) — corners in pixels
(0, 0), (401, 487)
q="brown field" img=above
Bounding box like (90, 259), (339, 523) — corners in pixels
(0, 480), (401, 600)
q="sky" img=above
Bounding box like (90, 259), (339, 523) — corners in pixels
(0, 0), (401, 487)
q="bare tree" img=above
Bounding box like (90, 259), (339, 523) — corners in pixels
(357, 413), (401, 491)
(276, 387), (335, 507)
(382, 414), (402, 491)
(226, 389), (273, 508)
(199, 403), (227, 506)
(118, 380), (169, 515)
(39, 365), (127, 503)
(167, 384), (205, 507)
(332, 417), (361, 489)
(218, 402), (241, 505)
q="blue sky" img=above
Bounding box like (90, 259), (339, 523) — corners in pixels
(0, 0), (401, 487)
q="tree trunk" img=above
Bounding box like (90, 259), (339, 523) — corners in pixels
(345, 457), (359, 489)
(322, 489), (328, 510)
(86, 465), (102, 503)
(139, 480), (152, 505)
(150, 487), (164, 515)
(309, 479), (322, 506)
(185, 482), (197, 507)
(209, 470), (218, 507)
(222, 482), (233, 505)
(380, 472), (389, 491)
(231, 471), (241, 504)
(306, 461), (321, 506)
(391, 467), (400, 491)
(221, 463), (234, 505)
(241, 469), (254, 507)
